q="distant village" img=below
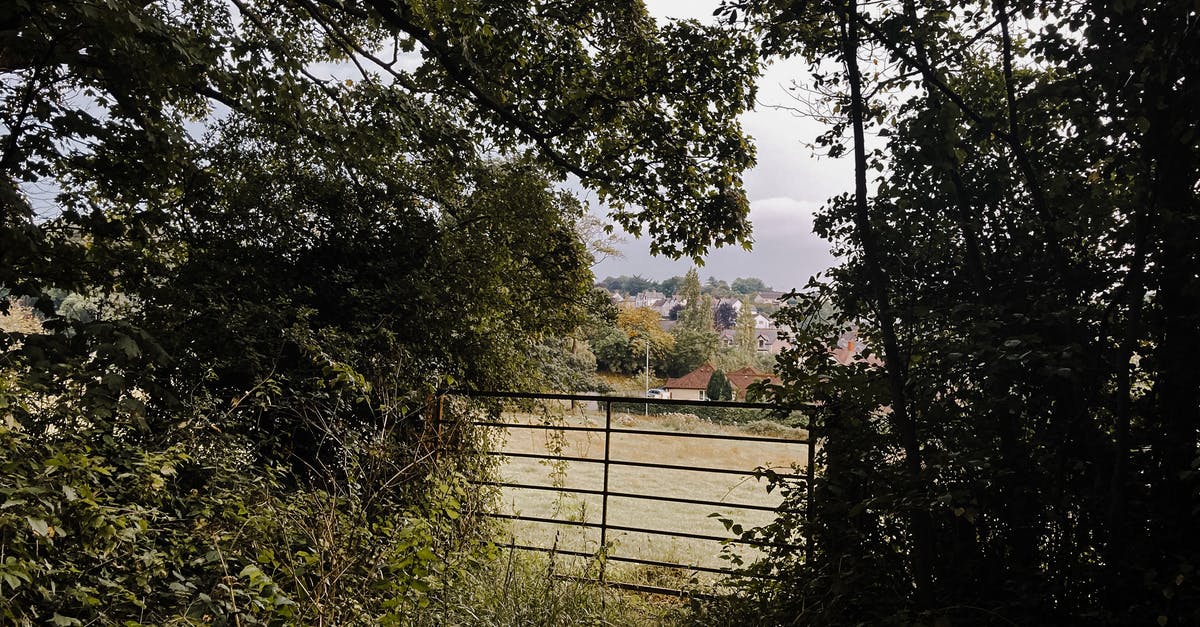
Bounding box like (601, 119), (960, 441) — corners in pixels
(591, 274), (864, 401)
(600, 285), (796, 356)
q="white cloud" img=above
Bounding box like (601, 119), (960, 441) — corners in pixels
(747, 197), (821, 238)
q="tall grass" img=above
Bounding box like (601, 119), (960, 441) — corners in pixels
(405, 545), (690, 626)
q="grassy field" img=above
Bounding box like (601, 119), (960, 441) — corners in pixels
(486, 406), (811, 584)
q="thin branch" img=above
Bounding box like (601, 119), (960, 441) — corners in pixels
(358, 0), (606, 181)
(860, 11), (1066, 272)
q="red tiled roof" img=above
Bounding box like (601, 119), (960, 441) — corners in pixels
(663, 364), (781, 393)
(726, 366), (781, 392)
(663, 363), (715, 390)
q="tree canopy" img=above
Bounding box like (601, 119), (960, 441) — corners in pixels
(718, 0), (1200, 623)
(1, 0), (759, 454)
(597, 274), (771, 298)
(665, 268), (720, 376)
(713, 300), (738, 330)
(731, 277), (769, 294)
(0, 2), (762, 622)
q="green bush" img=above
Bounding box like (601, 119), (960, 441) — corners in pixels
(0, 402), (500, 625)
(705, 371), (734, 402)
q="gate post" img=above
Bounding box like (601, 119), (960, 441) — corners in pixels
(599, 399), (612, 586)
(806, 428), (816, 564)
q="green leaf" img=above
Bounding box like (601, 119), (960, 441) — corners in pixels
(27, 517), (49, 537)
(114, 334), (140, 358)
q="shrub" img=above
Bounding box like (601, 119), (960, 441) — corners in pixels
(0, 397), (501, 624)
(705, 370), (734, 402)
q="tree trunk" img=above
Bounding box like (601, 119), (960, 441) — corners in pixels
(841, 0), (936, 608)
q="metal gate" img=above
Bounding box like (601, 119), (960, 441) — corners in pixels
(438, 391), (815, 596)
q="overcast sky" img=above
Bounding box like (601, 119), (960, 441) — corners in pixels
(589, 0), (851, 292)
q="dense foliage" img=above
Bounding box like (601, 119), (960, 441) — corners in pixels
(713, 301), (738, 331)
(1, 1), (759, 622)
(713, 0), (1200, 623)
(591, 306), (674, 376)
(666, 268), (721, 377)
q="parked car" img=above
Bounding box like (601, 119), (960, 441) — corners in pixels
(646, 388), (669, 399)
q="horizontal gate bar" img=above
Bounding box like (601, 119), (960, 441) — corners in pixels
(486, 450), (604, 464)
(474, 479), (607, 497)
(484, 512), (601, 529)
(607, 426), (809, 445)
(472, 421), (605, 434)
(602, 522), (782, 546)
(505, 542), (740, 577)
(449, 388), (804, 411)
(565, 576), (719, 599)
(486, 450), (803, 479)
(503, 543), (597, 561)
(474, 479), (788, 513)
(609, 457), (802, 479)
(483, 512), (787, 547)
(470, 420), (811, 445)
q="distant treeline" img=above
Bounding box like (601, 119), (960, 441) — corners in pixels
(598, 274), (772, 298)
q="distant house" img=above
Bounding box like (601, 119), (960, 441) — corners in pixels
(633, 290), (666, 308)
(753, 291), (785, 305)
(655, 296), (686, 318)
(712, 297), (743, 312)
(754, 328), (793, 354)
(831, 328), (881, 365)
(716, 325), (793, 353)
(726, 366), (781, 400)
(663, 363), (780, 401)
(831, 331), (857, 365)
(663, 363), (716, 401)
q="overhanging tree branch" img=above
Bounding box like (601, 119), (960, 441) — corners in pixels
(358, 0), (610, 182)
(861, 9), (1067, 273)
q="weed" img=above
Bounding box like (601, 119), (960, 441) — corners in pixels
(405, 544), (689, 626)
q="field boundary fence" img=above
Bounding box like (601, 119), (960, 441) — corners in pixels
(435, 390), (816, 597)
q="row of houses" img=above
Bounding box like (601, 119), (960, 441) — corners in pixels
(604, 289), (787, 316)
(603, 288), (795, 355)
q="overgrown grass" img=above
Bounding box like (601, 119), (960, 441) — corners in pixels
(739, 419), (804, 438)
(406, 546), (690, 626)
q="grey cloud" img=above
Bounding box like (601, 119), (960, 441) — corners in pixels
(590, 0), (851, 291)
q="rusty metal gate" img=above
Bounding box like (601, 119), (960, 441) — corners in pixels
(438, 391), (815, 596)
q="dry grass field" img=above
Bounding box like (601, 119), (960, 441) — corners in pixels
(485, 406), (812, 582)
